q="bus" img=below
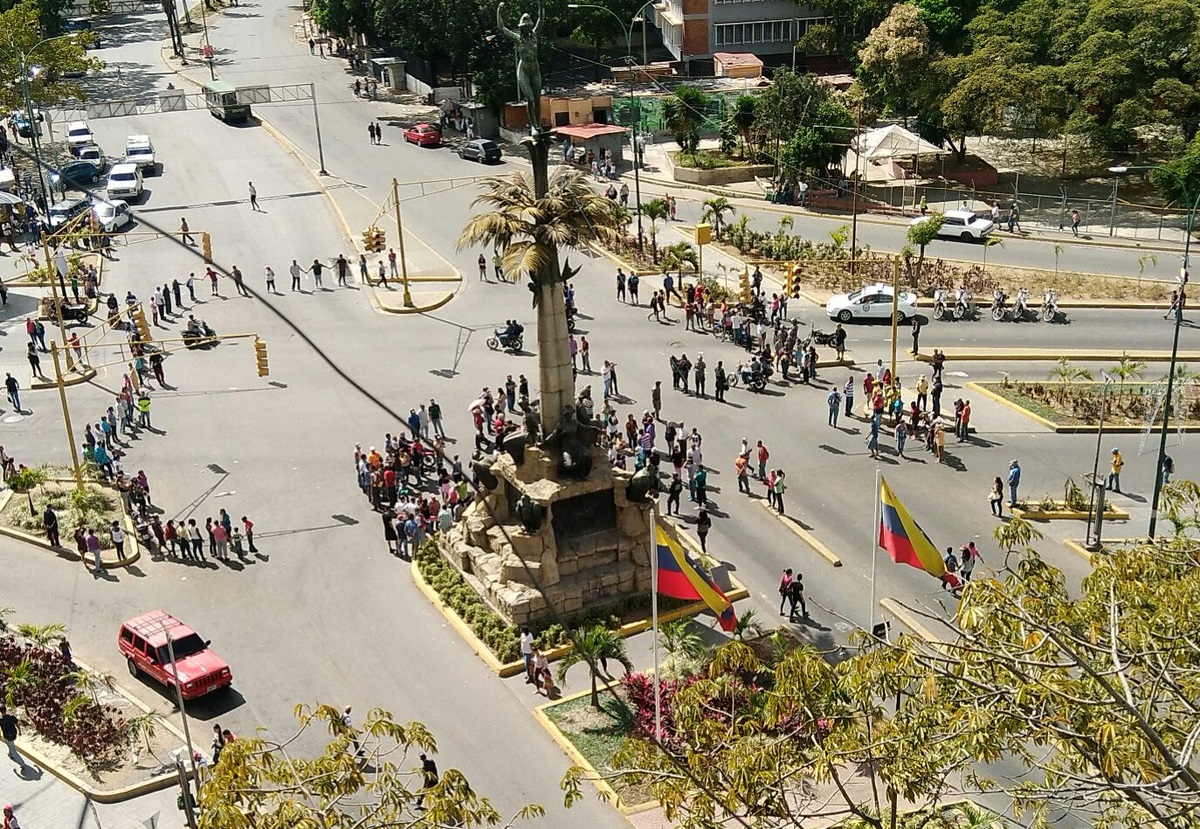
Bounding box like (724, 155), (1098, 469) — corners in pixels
(202, 80), (251, 123)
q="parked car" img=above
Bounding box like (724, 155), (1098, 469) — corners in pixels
(92, 198), (131, 232)
(46, 197), (91, 229)
(50, 160), (105, 189)
(75, 144), (108, 170)
(826, 283), (918, 323)
(457, 138), (501, 163)
(106, 162), (143, 200)
(124, 135), (156, 174)
(909, 209), (994, 242)
(118, 610), (233, 700)
(66, 121), (95, 149)
(403, 123), (441, 147)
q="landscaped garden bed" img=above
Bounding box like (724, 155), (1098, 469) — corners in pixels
(976, 373), (1200, 429)
(0, 615), (187, 792)
(0, 470), (126, 551)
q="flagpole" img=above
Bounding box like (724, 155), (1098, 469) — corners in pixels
(870, 468), (880, 632)
(650, 498), (662, 740)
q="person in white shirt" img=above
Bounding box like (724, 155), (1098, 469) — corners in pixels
(110, 521), (127, 561)
(520, 628), (535, 683)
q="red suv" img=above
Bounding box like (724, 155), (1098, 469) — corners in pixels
(118, 610), (233, 700)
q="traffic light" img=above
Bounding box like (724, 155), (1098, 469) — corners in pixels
(254, 338), (269, 377)
(131, 304), (151, 340)
(739, 270), (751, 304)
(786, 263), (802, 298)
(201, 232), (212, 264)
(362, 227), (385, 252)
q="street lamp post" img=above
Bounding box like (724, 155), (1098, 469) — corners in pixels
(1086, 372), (1113, 552)
(1111, 164), (1200, 539)
(567, 1), (660, 251)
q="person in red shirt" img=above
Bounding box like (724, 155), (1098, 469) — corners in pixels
(756, 441), (769, 480)
(383, 467), (396, 504)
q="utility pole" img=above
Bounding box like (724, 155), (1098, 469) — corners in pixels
(392, 179), (413, 308)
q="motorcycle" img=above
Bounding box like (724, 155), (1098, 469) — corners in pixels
(180, 318), (218, 349)
(1012, 287), (1031, 321)
(952, 289), (975, 321)
(809, 325), (837, 347)
(991, 291), (1008, 322)
(932, 289), (949, 321)
(730, 360), (773, 392)
(1041, 289), (1064, 323)
(486, 329), (524, 352)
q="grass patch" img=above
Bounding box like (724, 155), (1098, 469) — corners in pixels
(675, 151), (746, 170)
(543, 687), (654, 806)
(981, 381), (1200, 428)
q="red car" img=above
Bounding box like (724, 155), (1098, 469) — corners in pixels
(404, 123), (442, 147)
(118, 610), (233, 700)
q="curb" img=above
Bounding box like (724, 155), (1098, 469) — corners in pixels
(878, 597), (942, 644)
(532, 689), (626, 809)
(410, 557), (750, 678)
(966, 381), (1200, 434)
(0, 483), (141, 569)
(370, 290), (457, 315)
(1013, 506), (1130, 522)
(1062, 538), (1100, 562)
(754, 499), (842, 567)
(587, 242), (660, 277)
(915, 348), (1200, 363)
(14, 654), (195, 803)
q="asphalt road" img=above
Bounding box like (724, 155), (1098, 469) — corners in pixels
(0, 3), (1197, 827)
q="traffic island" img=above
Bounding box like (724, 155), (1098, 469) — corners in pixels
(0, 476), (141, 569)
(0, 623), (192, 803)
(369, 275), (461, 314)
(969, 379), (1200, 433)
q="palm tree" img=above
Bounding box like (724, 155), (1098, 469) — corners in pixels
(701, 197), (735, 240)
(1109, 351), (1146, 386)
(17, 622), (66, 650)
(659, 618), (707, 675)
(1047, 357), (1093, 403)
(608, 203), (632, 241)
(641, 197), (669, 262)
(661, 85), (709, 161)
(127, 709), (167, 762)
(661, 242), (698, 279)
(729, 94), (757, 158)
(555, 625), (633, 708)
(4, 658), (40, 708)
(459, 169), (618, 436)
(731, 607), (761, 641)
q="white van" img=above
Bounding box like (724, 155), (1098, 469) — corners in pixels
(124, 135), (156, 174)
(66, 121), (95, 149)
(106, 162), (144, 200)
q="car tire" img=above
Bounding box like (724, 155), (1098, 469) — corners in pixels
(960, 231), (973, 242)
(126, 657), (139, 678)
(895, 310), (908, 323)
(837, 309), (853, 323)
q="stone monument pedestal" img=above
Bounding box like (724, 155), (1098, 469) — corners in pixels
(438, 446), (652, 626)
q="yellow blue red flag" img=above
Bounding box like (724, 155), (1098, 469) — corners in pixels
(878, 477), (946, 577)
(655, 520), (737, 631)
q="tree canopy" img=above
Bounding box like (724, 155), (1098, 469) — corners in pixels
(201, 703), (544, 829)
(0, 2), (99, 113)
(852, 0), (1200, 154)
(564, 517), (1200, 829)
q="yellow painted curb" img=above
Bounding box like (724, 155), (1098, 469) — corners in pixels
(878, 597), (942, 644)
(30, 367), (97, 391)
(372, 290), (457, 315)
(1062, 538), (1101, 562)
(0, 484), (141, 569)
(916, 348), (1200, 363)
(1013, 506), (1130, 521)
(11, 655), (194, 802)
(966, 381), (1200, 434)
(411, 556), (750, 678)
(755, 499), (842, 567)
(532, 691), (625, 809)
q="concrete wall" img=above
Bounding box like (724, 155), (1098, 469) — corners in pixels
(672, 158), (773, 185)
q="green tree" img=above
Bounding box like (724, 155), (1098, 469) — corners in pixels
(778, 126), (831, 183)
(857, 3), (932, 118)
(459, 169), (618, 435)
(16, 622), (66, 649)
(661, 85), (710, 160)
(1109, 351), (1147, 385)
(701, 197), (735, 239)
(555, 625), (633, 708)
(641, 197), (669, 262)
(752, 69), (853, 170)
(905, 213), (944, 289)
(0, 3), (99, 123)
(727, 94), (758, 157)
(126, 709), (166, 762)
(661, 242), (698, 278)
(1150, 133), (1200, 206)
(889, 536), (1200, 829)
(201, 703), (544, 829)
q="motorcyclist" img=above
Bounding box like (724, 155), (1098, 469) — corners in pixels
(993, 286), (1006, 307)
(955, 286), (968, 313)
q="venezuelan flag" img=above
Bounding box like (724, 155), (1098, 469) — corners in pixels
(655, 520), (737, 632)
(878, 477), (946, 577)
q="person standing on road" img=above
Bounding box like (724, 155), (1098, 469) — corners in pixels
(207, 266), (220, 296)
(694, 353), (706, 398)
(696, 509), (711, 552)
(989, 476), (1004, 517)
(827, 386), (841, 427)
(110, 520), (127, 561)
(756, 441), (769, 480)
(86, 528), (102, 573)
(311, 259), (325, 289)
(336, 255), (350, 287)
(290, 260), (304, 291)
(231, 265), (250, 297)
(5, 374), (20, 413)
(248, 182), (259, 211)
(788, 573), (807, 620)
(26, 343), (43, 380)
(180, 217), (194, 245)
(1070, 209), (1081, 236)
(616, 268), (626, 302)
(1007, 460), (1021, 508)
(186, 272), (196, 301)
(957, 400), (971, 441)
(264, 265), (277, 294)
(429, 399), (445, 438)
(43, 505), (59, 546)
(241, 516), (258, 553)
(772, 470), (786, 514)
(368, 122), (376, 145)
(777, 568), (792, 616)
(834, 324), (847, 361)
(478, 254), (487, 281)
(1107, 448), (1124, 493)
(911, 317), (922, 355)
(388, 248), (398, 278)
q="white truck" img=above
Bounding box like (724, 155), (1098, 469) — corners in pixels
(124, 135), (156, 175)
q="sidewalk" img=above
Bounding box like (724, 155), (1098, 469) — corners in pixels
(0, 763), (185, 829)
